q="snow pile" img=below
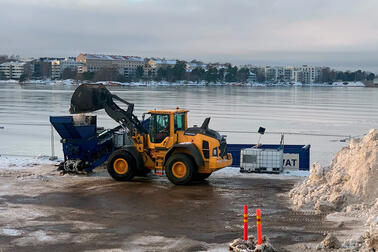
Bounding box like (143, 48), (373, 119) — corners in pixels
(229, 235), (276, 252)
(331, 81), (365, 87)
(316, 234), (341, 250)
(310, 81), (366, 87)
(52, 79), (78, 85)
(0, 155), (56, 170)
(290, 129), (378, 251)
(290, 129), (378, 212)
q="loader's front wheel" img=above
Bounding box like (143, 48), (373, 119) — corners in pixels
(165, 154), (196, 185)
(107, 151), (136, 181)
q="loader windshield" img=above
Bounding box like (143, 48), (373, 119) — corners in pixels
(149, 114), (170, 143)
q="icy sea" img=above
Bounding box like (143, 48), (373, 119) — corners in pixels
(0, 83), (377, 165)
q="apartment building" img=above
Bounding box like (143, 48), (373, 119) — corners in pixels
(51, 60), (61, 79)
(0, 61), (28, 79)
(292, 70), (304, 83)
(300, 65), (320, 84)
(264, 66), (277, 82)
(61, 58), (83, 72)
(76, 53), (145, 77)
(283, 67), (294, 82)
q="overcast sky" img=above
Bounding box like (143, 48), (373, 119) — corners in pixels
(1, 0), (378, 71)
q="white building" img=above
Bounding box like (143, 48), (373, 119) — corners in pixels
(61, 58), (83, 72)
(264, 66), (277, 82)
(300, 65), (320, 84)
(0, 61), (28, 79)
(50, 58), (84, 79)
(292, 70), (304, 83)
(51, 60), (61, 79)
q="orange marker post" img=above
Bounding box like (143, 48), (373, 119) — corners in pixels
(256, 208), (262, 245)
(243, 205), (248, 241)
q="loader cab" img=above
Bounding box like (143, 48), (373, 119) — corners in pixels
(145, 109), (188, 148)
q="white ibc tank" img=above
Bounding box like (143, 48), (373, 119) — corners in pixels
(240, 148), (283, 173)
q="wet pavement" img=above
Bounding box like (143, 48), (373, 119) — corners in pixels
(0, 168), (342, 252)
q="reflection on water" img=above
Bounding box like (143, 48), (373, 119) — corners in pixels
(0, 83), (377, 165)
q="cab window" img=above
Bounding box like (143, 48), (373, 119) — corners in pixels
(149, 114), (170, 143)
(174, 113), (185, 132)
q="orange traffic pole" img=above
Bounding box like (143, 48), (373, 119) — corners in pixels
(256, 208), (262, 245)
(243, 205), (248, 241)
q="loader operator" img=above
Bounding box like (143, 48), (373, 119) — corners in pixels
(150, 114), (169, 143)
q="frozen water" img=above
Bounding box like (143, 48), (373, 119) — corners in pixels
(0, 83), (377, 166)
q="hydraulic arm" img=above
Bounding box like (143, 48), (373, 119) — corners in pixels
(69, 84), (146, 134)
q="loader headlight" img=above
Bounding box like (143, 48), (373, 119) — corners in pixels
(213, 147), (218, 156)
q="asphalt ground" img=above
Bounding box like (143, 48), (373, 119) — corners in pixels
(0, 167), (341, 251)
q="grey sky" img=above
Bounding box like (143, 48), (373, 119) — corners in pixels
(1, 0), (378, 71)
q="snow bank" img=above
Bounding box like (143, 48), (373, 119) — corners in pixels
(0, 79), (18, 84)
(0, 155), (56, 170)
(289, 129), (378, 251)
(310, 81), (366, 87)
(212, 167), (309, 180)
(229, 235), (276, 252)
(290, 129), (378, 211)
(29, 79), (78, 85)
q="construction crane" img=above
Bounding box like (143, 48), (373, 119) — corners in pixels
(51, 84), (232, 185)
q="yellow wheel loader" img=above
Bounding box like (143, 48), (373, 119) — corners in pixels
(69, 84), (232, 185)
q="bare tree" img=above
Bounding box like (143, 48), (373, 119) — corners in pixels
(61, 68), (77, 79)
(93, 67), (120, 81)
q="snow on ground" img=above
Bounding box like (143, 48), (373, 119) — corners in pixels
(0, 155), (58, 170)
(0, 155), (309, 180)
(310, 81), (365, 87)
(1, 228), (23, 236)
(0, 79), (19, 84)
(211, 167), (309, 180)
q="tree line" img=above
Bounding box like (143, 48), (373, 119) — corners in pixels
(318, 68), (375, 83)
(54, 61), (253, 83)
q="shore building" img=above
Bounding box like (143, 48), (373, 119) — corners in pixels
(76, 53), (145, 78)
(0, 61), (28, 79)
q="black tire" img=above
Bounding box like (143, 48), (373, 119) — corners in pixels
(165, 154), (196, 185)
(107, 151), (136, 181)
(195, 172), (212, 180)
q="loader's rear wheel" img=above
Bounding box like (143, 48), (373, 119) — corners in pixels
(165, 154), (196, 185)
(107, 151), (136, 181)
(195, 173), (212, 180)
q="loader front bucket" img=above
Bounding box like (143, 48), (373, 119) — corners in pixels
(69, 84), (112, 114)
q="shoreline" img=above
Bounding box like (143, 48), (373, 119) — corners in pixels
(0, 79), (368, 87)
